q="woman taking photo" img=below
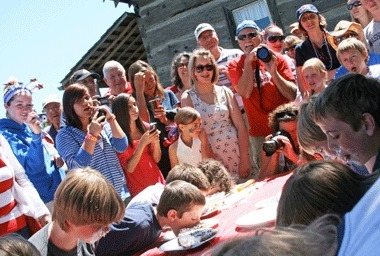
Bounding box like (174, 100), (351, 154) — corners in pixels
(128, 60), (180, 177)
(56, 83), (130, 201)
(181, 48), (251, 181)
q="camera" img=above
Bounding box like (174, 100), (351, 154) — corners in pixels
(256, 46), (272, 63)
(148, 97), (161, 111)
(98, 96), (109, 105)
(262, 130), (292, 157)
(98, 109), (106, 117)
(149, 122), (157, 134)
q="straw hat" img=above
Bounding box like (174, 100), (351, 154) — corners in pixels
(326, 20), (364, 51)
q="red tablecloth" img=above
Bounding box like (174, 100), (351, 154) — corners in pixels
(139, 171), (293, 256)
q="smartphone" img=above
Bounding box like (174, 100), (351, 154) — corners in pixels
(98, 96), (109, 105)
(148, 98), (161, 111)
(149, 122), (157, 134)
(98, 109), (106, 117)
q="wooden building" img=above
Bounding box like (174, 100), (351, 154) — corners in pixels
(61, 0), (350, 89)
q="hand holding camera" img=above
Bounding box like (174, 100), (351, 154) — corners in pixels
(262, 130), (299, 163)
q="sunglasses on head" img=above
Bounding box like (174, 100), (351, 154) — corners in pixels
(267, 35), (285, 43)
(237, 32), (258, 41)
(334, 32), (358, 45)
(195, 64), (214, 73)
(177, 62), (188, 68)
(347, 1), (361, 10)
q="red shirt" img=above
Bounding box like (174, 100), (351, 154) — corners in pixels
(228, 53), (295, 137)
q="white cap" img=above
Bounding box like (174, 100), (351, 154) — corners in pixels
(194, 23), (215, 40)
(42, 94), (61, 109)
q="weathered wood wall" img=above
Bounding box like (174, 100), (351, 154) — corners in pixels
(135, 0), (350, 87)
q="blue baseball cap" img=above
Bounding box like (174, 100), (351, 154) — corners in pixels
(236, 20), (260, 35)
(296, 4), (319, 21)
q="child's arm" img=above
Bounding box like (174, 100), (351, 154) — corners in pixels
(169, 141), (179, 169)
(151, 134), (161, 163)
(199, 129), (215, 160)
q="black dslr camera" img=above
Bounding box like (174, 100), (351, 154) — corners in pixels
(262, 130), (293, 157)
(257, 46), (272, 63)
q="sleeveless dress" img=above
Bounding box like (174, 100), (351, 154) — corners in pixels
(177, 136), (202, 166)
(188, 86), (240, 179)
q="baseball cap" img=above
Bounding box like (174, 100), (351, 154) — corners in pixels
(194, 23), (215, 41)
(69, 69), (100, 84)
(236, 20), (260, 36)
(326, 21), (364, 50)
(42, 94), (61, 109)
(296, 4), (319, 21)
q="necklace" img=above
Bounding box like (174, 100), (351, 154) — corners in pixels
(311, 32), (333, 70)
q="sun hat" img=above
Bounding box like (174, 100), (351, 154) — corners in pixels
(326, 21), (364, 50)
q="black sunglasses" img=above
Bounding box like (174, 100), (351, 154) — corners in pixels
(275, 110), (298, 120)
(267, 35), (285, 43)
(237, 32), (258, 41)
(347, 1), (361, 10)
(177, 62), (188, 68)
(195, 64), (214, 73)
(284, 46), (296, 52)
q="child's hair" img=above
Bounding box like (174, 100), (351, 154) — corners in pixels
(0, 234), (40, 256)
(166, 163), (210, 192)
(276, 160), (378, 226)
(337, 37), (368, 63)
(112, 93), (147, 147)
(313, 73), (380, 131)
(297, 97), (327, 153)
(302, 58), (327, 74)
(174, 107), (201, 126)
(157, 180), (205, 218)
(197, 159), (234, 193)
(53, 167), (125, 232)
(284, 35), (303, 49)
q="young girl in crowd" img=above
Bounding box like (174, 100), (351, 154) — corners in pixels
(297, 58), (328, 103)
(168, 107), (214, 168)
(337, 38), (380, 81)
(347, 0), (372, 28)
(112, 93), (165, 198)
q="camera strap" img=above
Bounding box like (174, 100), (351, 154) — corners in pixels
(254, 62), (271, 114)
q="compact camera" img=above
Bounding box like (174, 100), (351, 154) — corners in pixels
(98, 96), (110, 105)
(98, 109), (106, 117)
(257, 46), (272, 63)
(149, 122), (157, 134)
(262, 130), (292, 157)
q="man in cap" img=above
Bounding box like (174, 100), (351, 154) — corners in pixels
(361, 0), (380, 54)
(42, 95), (62, 144)
(228, 20), (296, 175)
(69, 69), (100, 97)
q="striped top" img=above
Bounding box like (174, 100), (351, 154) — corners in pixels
(56, 124), (130, 199)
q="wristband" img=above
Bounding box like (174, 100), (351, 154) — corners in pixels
(107, 114), (116, 123)
(85, 134), (98, 142)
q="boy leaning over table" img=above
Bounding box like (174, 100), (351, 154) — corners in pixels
(95, 180), (206, 256)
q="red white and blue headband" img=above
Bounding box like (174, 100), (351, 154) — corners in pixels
(3, 78), (43, 104)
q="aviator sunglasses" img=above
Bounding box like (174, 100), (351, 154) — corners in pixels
(267, 35), (285, 43)
(347, 1), (361, 10)
(195, 64), (214, 73)
(334, 32), (358, 45)
(237, 32), (258, 40)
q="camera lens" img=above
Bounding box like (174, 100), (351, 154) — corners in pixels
(257, 47), (271, 63)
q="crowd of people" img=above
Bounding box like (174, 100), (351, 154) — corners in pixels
(1, 1), (380, 255)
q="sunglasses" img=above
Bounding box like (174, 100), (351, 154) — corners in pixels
(334, 32), (358, 45)
(284, 46), (296, 52)
(237, 32), (258, 41)
(347, 1), (361, 10)
(195, 64), (214, 73)
(275, 111), (298, 120)
(267, 35), (285, 43)
(177, 62), (188, 68)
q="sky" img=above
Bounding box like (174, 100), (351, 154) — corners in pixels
(0, 0), (132, 117)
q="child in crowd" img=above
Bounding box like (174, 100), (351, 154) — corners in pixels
(29, 167), (125, 256)
(168, 107), (214, 168)
(96, 180), (206, 256)
(300, 58), (328, 100)
(337, 38), (380, 81)
(112, 93), (165, 197)
(126, 163), (211, 207)
(313, 74), (380, 173)
(197, 159), (234, 195)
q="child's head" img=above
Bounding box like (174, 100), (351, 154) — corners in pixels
(284, 35), (303, 59)
(53, 167), (125, 243)
(302, 58), (327, 95)
(174, 107), (201, 136)
(0, 234), (40, 256)
(263, 25), (285, 53)
(277, 160), (378, 226)
(313, 74), (380, 165)
(166, 163), (211, 193)
(337, 38), (369, 75)
(197, 159), (234, 194)
(156, 180), (206, 234)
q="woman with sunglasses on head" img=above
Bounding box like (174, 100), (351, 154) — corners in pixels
(347, 0), (373, 28)
(295, 4), (340, 99)
(181, 48), (252, 182)
(260, 102), (300, 179)
(167, 52), (192, 105)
